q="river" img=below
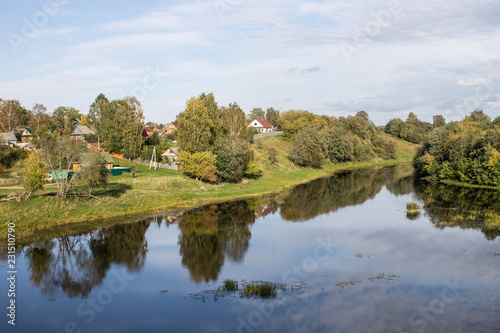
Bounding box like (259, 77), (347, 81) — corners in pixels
(1, 166), (499, 332)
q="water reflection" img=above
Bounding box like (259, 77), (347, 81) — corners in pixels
(415, 181), (500, 240)
(280, 166), (414, 222)
(23, 221), (150, 298)
(178, 201), (256, 283)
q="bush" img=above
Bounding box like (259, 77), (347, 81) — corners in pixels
(178, 151), (218, 182)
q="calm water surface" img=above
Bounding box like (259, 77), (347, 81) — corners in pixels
(1, 166), (499, 333)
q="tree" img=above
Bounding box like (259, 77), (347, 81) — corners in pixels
(199, 92), (222, 146)
(79, 152), (109, 196)
(119, 97), (144, 159)
(213, 137), (249, 181)
(279, 110), (329, 138)
(178, 151), (218, 182)
(267, 147), (278, 165)
(39, 135), (87, 198)
(433, 115), (445, 128)
(248, 107), (265, 123)
(22, 151), (46, 199)
(289, 125), (326, 167)
(88, 93), (110, 137)
(220, 103), (247, 142)
(322, 127), (355, 163)
(87, 94), (144, 158)
(0, 99), (27, 132)
(177, 97), (213, 153)
(52, 106), (82, 135)
(29, 103), (51, 133)
(265, 107), (280, 127)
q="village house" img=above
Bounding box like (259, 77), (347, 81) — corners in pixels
(247, 118), (275, 133)
(0, 132), (18, 146)
(164, 121), (179, 135)
(70, 125), (96, 141)
(161, 146), (180, 163)
(73, 152), (115, 172)
(18, 128), (38, 143)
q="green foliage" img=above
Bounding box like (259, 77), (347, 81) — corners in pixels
(78, 152), (109, 195)
(178, 151), (218, 182)
(0, 146), (28, 172)
(265, 107), (280, 127)
(289, 125), (326, 167)
(88, 94), (144, 158)
(22, 151), (46, 197)
(139, 145), (162, 162)
(384, 113), (433, 144)
(267, 147), (278, 165)
(243, 161), (262, 179)
(0, 99), (29, 132)
(52, 106), (82, 135)
(321, 127), (355, 163)
(279, 110), (329, 138)
(414, 110), (500, 186)
(178, 97), (214, 153)
(213, 137), (249, 181)
(247, 107), (265, 123)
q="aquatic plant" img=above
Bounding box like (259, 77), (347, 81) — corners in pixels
(221, 279), (239, 292)
(355, 252), (363, 258)
(241, 282), (286, 298)
(406, 202), (420, 213)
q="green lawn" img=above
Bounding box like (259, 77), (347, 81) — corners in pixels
(0, 135), (419, 245)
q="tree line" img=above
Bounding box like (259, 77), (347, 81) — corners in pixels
(413, 110), (500, 187)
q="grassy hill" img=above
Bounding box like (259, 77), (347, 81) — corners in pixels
(0, 134), (418, 244)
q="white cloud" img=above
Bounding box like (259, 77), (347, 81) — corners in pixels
(103, 12), (182, 31)
(457, 77), (490, 87)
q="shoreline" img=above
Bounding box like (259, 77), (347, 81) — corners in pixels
(2, 157), (413, 246)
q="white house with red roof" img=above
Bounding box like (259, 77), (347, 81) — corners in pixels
(247, 118), (275, 133)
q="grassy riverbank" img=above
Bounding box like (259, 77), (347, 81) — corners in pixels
(1, 134), (418, 244)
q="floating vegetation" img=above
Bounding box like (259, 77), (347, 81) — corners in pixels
(406, 202), (421, 220)
(368, 273), (400, 282)
(187, 279), (297, 302)
(242, 282), (286, 299)
(221, 279), (239, 292)
(355, 252), (363, 258)
(460, 248), (468, 252)
(486, 251), (500, 256)
(336, 280), (362, 289)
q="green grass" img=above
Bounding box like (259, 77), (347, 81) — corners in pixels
(0, 135), (419, 245)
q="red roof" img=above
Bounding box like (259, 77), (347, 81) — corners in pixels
(256, 118), (274, 128)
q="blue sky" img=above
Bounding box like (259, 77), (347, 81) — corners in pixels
(1, 0), (499, 125)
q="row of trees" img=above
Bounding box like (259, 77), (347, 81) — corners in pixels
(414, 110), (500, 186)
(286, 111), (396, 167)
(384, 112), (435, 144)
(0, 98), (86, 135)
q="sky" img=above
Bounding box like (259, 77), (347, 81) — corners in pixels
(1, 0), (499, 126)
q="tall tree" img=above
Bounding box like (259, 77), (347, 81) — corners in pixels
(119, 97), (144, 159)
(247, 107), (265, 123)
(221, 103), (247, 143)
(433, 115), (445, 128)
(0, 99), (27, 132)
(177, 97), (213, 153)
(29, 103), (51, 133)
(199, 92), (222, 146)
(265, 107), (280, 127)
(52, 106), (82, 135)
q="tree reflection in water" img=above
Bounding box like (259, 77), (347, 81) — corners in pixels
(415, 181), (500, 240)
(24, 221), (150, 298)
(280, 166), (414, 222)
(178, 201), (256, 284)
